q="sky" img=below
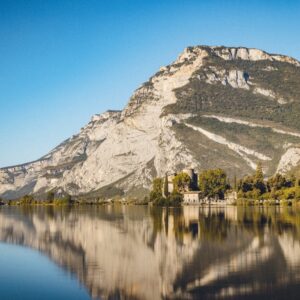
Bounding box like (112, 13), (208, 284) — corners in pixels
(0, 0), (300, 167)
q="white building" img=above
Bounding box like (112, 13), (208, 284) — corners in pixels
(165, 173), (176, 195)
(183, 191), (203, 204)
(225, 191), (237, 205)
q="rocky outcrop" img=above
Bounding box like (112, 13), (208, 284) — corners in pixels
(1, 46), (300, 199)
(276, 147), (300, 174)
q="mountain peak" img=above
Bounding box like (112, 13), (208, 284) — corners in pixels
(176, 45), (300, 66)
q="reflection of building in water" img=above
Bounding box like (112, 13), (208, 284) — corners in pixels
(1, 206), (300, 300)
(159, 207), (201, 245)
(0, 207), (201, 300)
(163, 206), (202, 244)
(224, 206), (238, 221)
(182, 206), (201, 243)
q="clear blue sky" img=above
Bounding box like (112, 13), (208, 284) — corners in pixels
(1, 0), (300, 167)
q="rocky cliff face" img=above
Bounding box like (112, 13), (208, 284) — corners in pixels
(1, 46), (300, 199)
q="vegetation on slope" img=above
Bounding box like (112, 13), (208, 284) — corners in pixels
(184, 116), (300, 176)
(164, 55), (300, 130)
(172, 122), (253, 178)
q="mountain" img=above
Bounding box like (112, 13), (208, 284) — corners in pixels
(1, 45), (300, 200)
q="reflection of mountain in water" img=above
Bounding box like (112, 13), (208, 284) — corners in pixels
(0, 206), (300, 299)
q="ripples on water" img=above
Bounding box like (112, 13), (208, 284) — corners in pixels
(0, 205), (300, 300)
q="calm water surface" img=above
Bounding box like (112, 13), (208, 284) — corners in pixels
(0, 205), (300, 300)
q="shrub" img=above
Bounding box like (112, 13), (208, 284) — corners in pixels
(153, 197), (169, 206)
(198, 168), (229, 199)
(280, 199), (292, 206)
(53, 194), (72, 206)
(173, 172), (191, 193)
(168, 193), (183, 206)
(20, 195), (34, 205)
(46, 191), (55, 203)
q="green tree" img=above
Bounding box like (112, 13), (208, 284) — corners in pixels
(233, 174), (237, 191)
(254, 162), (266, 194)
(53, 193), (73, 205)
(290, 174), (296, 187)
(64, 193), (72, 204)
(295, 186), (300, 200)
(152, 177), (163, 194)
(267, 174), (291, 191)
(20, 194), (34, 205)
(168, 193), (183, 206)
(255, 162), (264, 182)
(173, 172), (191, 193)
(46, 191), (55, 203)
(198, 169), (229, 199)
(237, 164), (266, 198)
(150, 177), (163, 201)
(270, 187), (277, 199)
(238, 176), (254, 193)
(163, 174), (169, 197)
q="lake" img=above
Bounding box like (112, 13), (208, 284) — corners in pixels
(0, 205), (300, 299)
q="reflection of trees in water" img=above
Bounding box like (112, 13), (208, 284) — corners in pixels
(149, 206), (164, 235)
(0, 206), (201, 300)
(236, 206), (300, 239)
(198, 210), (231, 242)
(150, 207), (190, 243)
(149, 205), (300, 243)
(1, 205), (300, 300)
(169, 207), (300, 299)
(150, 207), (200, 243)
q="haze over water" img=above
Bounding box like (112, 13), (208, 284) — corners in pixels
(0, 205), (300, 299)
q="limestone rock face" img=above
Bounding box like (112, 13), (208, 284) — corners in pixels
(1, 46), (300, 199)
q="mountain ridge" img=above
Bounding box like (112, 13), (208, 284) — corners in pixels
(1, 45), (300, 200)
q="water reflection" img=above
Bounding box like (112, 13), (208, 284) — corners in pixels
(0, 205), (300, 299)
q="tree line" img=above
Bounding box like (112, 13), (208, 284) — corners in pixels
(237, 162), (300, 203)
(150, 168), (230, 206)
(4, 192), (73, 206)
(150, 163), (300, 206)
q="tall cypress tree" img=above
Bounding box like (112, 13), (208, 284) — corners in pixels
(255, 162), (264, 182)
(233, 174), (237, 191)
(254, 162), (266, 194)
(164, 173), (169, 197)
